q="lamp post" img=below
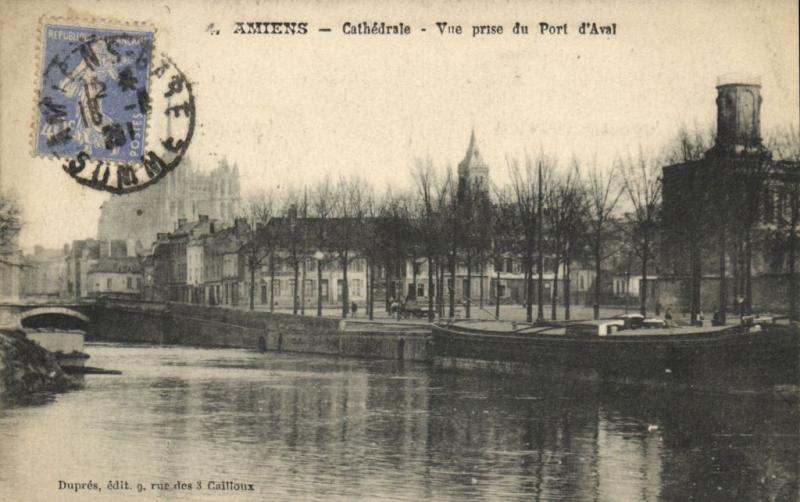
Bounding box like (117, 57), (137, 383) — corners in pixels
(314, 250), (325, 317)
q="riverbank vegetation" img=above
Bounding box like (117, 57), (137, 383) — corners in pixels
(0, 330), (77, 404)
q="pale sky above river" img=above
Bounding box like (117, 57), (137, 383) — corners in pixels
(1, 0), (798, 250)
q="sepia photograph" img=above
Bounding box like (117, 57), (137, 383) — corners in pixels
(0, 0), (799, 500)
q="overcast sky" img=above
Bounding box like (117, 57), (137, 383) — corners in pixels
(1, 0), (798, 250)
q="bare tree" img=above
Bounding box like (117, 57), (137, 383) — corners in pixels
(455, 175), (492, 319)
(584, 159), (623, 319)
(561, 160), (588, 321)
(545, 163), (583, 320)
(310, 175), (334, 317)
(330, 176), (370, 319)
(534, 152), (552, 322)
(443, 170), (461, 319)
(508, 155), (540, 323)
(0, 192), (21, 267)
(489, 187), (518, 319)
(620, 147), (662, 316)
(375, 188), (414, 317)
(412, 158), (449, 322)
(240, 190), (278, 311)
(435, 172), (455, 318)
(274, 189), (306, 315)
(359, 191), (381, 320)
(663, 123), (715, 164)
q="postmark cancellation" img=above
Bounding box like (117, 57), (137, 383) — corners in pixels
(34, 20), (195, 194)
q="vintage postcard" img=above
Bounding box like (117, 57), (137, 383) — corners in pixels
(1, 0), (799, 500)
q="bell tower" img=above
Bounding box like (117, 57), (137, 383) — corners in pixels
(457, 128), (489, 193)
(714, 75), (762, 154)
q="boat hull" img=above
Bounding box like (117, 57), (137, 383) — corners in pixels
(432, 324), (800, 387)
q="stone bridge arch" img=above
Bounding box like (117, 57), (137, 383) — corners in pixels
(19, 307), (91, 329)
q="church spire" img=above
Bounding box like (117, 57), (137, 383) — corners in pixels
(458, 128), (489, 189)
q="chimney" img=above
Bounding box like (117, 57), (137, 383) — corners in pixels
(715, 75), (762, 153)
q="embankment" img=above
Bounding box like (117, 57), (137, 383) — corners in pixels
(0, 330), (76, 403)
(89, 301), (432, 362)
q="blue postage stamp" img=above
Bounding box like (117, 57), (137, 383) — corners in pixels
(36, 24), (154, 163)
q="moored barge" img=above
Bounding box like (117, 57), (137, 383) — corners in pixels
(433, 318), (800, 387)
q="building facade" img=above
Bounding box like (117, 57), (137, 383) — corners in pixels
(86, 257), (143, 298)
(63, 239), (139, 301)
(145, 216), (250, 304)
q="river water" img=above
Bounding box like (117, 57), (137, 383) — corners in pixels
(0, 343), (798, 501)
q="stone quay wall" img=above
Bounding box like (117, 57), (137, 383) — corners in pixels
(89, 301), (432, 362)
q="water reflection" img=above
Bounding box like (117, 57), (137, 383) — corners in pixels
(0, 344), (797, 501)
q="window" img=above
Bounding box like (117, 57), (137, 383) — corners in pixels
(106, 278), (112, 290)
(261, 285), (267, 304)
(137, 277), (142, 290)
(351, 279), (362, 297)
(127, 277), (133, 289)
(273, 279), (281, 297)
(497, 282), (506, 298)
(417, 284), (425, 298)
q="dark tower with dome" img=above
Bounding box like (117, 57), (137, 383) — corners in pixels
(660, 76), (800, 321)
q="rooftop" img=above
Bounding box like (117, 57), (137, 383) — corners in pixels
(716, 74), (761, 87)
(89, 257), (143, 274)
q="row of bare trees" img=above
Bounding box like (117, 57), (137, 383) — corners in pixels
(236, 124), (799, 322)
(235, 150), (661, 322)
